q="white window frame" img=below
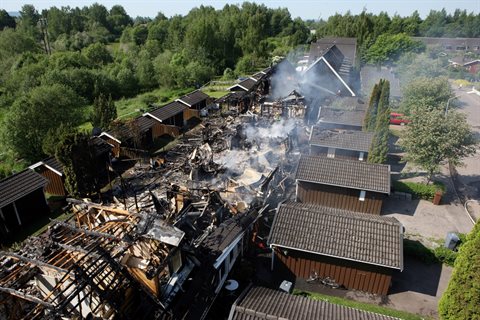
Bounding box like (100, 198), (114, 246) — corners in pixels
(359, 190), (366, 201)
(327, 147), (335, 158)
(359, 152), (365, 161)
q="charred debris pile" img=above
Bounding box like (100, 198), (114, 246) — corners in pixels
(0, 113), (306, 319)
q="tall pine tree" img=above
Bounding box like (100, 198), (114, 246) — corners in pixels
(363, 79), (383, 131)
(368, 80), (390, 164)
(91, 93), (117, 130)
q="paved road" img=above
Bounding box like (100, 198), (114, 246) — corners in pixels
(451, 86), (480, 221)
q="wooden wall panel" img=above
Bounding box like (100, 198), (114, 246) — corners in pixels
(38, 167), (65, 196)
(152, 123), (180, 139)
(297, 182), (385, 215)
(184, 109), (199, 121)
(103, 138), (120, 158)
(275, 249), (393, 295)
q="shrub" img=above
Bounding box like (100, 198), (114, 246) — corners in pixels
(393, 180), (445, 200)
(433, 246), (458, 266)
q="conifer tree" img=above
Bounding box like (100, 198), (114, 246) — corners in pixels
(368, 80), (390, 163)
(91, 93), (117, 130)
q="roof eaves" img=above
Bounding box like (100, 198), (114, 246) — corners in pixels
(99, 132), (121, 144)
(269, 242), (401, 270)
(296, 177), (390, 195)
(143, 112), (163, 123)
(176, 99), (192, 107)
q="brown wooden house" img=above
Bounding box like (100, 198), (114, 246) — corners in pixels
(0, 170), (49, 243)
(144, 101), (188, 139)
(29, 157), (66, 196)
(269, 202), (403, 295)
(176, 90), (209, 121)
(309, 127), (374, 161)
(295, 156), (390, 215)
(229, 286), (398, 319)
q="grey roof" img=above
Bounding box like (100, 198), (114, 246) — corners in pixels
(310, 128), (374, 152)
(295, 155), (390, 194)
(133, 116), (156, 132)
(148, 101), (188, 122)
(413, 37), (480, 50)
(318, 107), (365, 127)
(310, 37), (357, 63)
(229, 286), (400, 320)
(230, 78), (257, 92)
(43, 157), (63, 174)
(178, 90), (209, 107)
(0, 169), (48, 208)
(303, 45), (355, 97)
(268, 202), (403, 269)
(323, 96), (368, 111)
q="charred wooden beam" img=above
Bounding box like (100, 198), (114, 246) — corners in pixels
(52, 220), (132, 243)
(0, 286), (55, 309)
(0, 251), (67, 274)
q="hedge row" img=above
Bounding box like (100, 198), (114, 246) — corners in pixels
(393, 180), (446, 200)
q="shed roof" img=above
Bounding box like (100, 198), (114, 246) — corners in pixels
(29, 156), (64, 176)
(295, 155), (390, 194)
(269, 202), (403, 270)
(318, 107), (365, 127)
(0, 169), (48, 208)
(310, 37), (357, 63)
(229, 286), (400, 320)
(147, 101), (188, 122)
(229, 78), (257, 92)
(177, 90), (209, 107)
(310, 128), (374, 152)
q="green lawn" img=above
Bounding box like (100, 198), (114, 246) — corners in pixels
(293, 290), (427, 320)
(201, 89), (230, 99)
(116, 87), (194, 120)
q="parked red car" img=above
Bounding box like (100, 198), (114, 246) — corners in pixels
(390, 112), (410, 125)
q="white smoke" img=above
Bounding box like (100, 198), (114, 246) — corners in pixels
(244, 118), (296, 140)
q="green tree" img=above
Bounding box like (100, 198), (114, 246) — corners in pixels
(91, 93), (117, 129)
(368, 80), (390, 164)
(363, 80), (382, 131)
(401, 77), (453, 114)
(83, 42), (112, 66)
(400, 109), (476, 182)
(439, 221), (480, 319)
(0, 10), (16, 30)
(1, 84), (85, 162)
(42, 123), (77, 156)
(56, 131), (101, 197)
(364, 33), (424, 65)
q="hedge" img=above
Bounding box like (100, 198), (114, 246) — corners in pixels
(438, 222), (480, 319)
(393, 180), (446, 200)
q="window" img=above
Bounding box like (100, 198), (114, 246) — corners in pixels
(327, 147), (335, 158)
(359, 152), (365, 161)
(359, 190), (366, 201)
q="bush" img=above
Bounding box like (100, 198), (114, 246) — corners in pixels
(433, 246), (458, 266)
(393, 180), (445, 200)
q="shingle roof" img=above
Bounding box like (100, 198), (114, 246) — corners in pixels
(43, 157), (64, 174)
(310, 37), (357, 63)
(90, 137), (113, 156)
(0, 169), (48, 208)
(230, 78), (257, 92)
(295, 155), (390, 194)
(147, 101), (188, 122)
(178, 90), (209, 107)
(310, 128), (374, 152)
(229, 286), (400, 320)
(133, 116), (156, 132)
(318, 107), (365, 127)
(268, 202), (403, 269)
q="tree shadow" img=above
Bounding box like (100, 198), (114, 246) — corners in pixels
(382, 198), (420, 216)
(390, 245), (443, 296)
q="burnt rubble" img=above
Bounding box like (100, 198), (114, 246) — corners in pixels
(0, 112), (304, 320)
